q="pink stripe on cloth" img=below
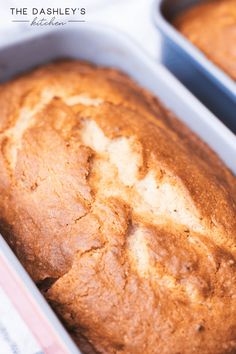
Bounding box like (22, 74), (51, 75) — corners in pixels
(0, 253), (71, 354)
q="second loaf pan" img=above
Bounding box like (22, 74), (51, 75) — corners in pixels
(153, 0), (236, 133)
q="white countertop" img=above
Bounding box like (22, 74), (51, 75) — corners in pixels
(0, 0), (161, 58)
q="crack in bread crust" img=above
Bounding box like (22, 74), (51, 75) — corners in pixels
(0, 60), (235, 354)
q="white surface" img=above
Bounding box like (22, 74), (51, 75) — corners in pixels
(0, 0), (160, 57)
(0, 287), (43, 354)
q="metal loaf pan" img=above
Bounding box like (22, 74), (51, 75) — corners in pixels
(0, 24), (235, 353)
(153, 0), (236, 133)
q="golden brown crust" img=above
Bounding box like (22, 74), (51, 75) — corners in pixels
(173, 0), (236, 80)
(0, 60), (235, 354)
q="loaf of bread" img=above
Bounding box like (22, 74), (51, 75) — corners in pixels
(174, 0), (236, 80)
(0, 61), (236, 354)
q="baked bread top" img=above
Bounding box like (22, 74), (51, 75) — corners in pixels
(174, 0), (236, 80)
(0, 61), (235, 354)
